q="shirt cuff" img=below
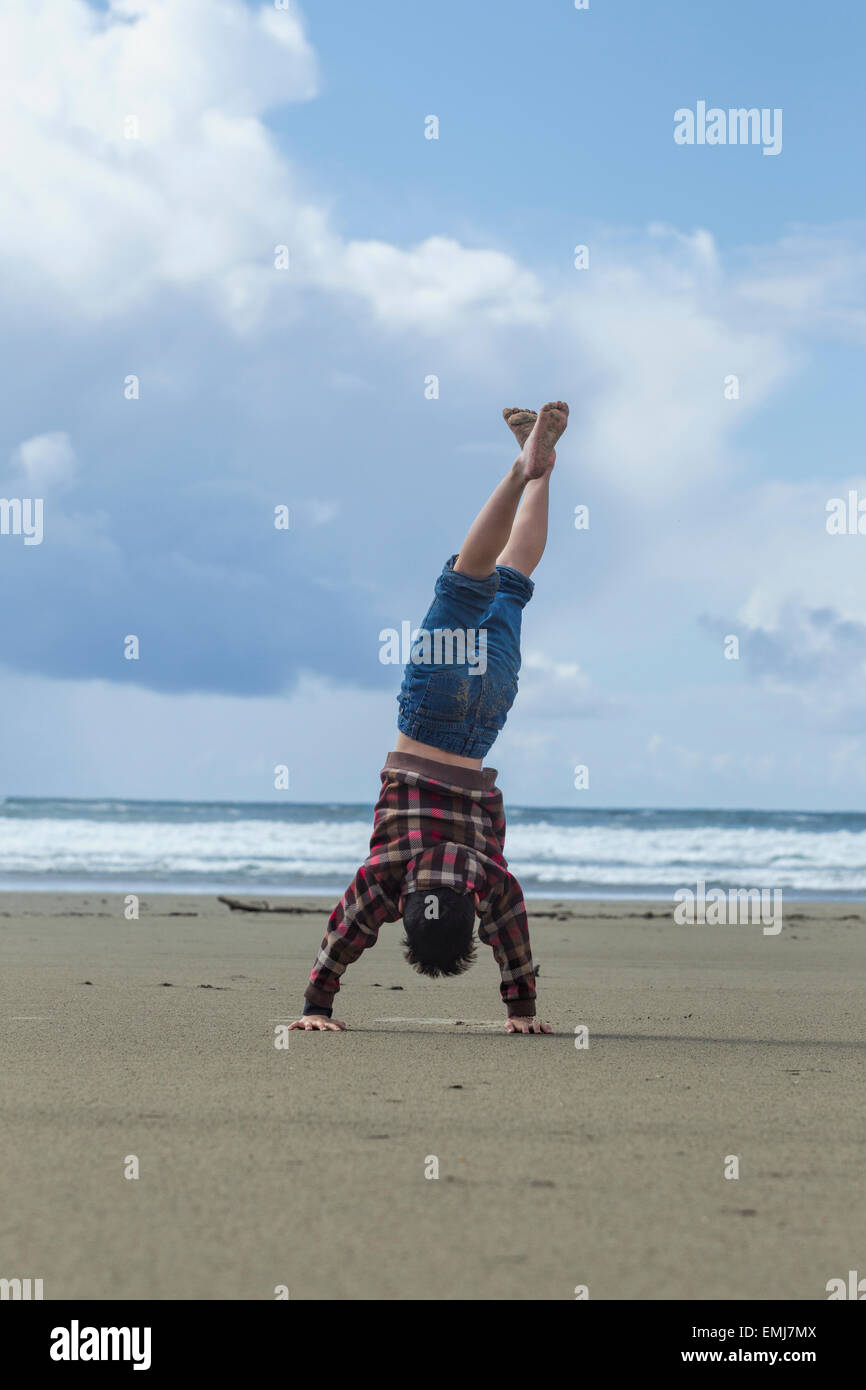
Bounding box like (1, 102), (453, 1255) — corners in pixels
(303, 998), (333, 1018)
(506, 999), (536, 1019)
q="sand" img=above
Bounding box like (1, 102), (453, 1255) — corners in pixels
(0, 892), (863, 1301)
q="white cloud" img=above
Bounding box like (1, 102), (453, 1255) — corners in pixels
(0, 0), (548, 336)
(10, 431), (78, 493)
(563, 226), (796, 497)
(523, 650), (590, 685)
(0, 666), (394, 801)
(517, 649), (614, 718)
(320, 235), (547, 331)
(303, 499), (340, 527)
(735, 229), (866, 341)
(3, 2), (866, 810)
(0, 0), (853, 486)
(0, 0), (319, 317)
(662, 476), (866, 630)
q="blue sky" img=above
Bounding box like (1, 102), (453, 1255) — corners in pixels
(1, 0), (866, 809)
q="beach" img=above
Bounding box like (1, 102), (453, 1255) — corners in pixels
(1, 892), (863, 1301)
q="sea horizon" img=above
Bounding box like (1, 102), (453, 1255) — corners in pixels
(2, 795), (866, 900)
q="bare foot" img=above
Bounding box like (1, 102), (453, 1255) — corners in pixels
(502, 407), (537, 448)
(518, 400), (569, 480)
(516, 400), (569, 480)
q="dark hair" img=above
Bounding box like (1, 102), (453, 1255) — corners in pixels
(402, 888), (477, 978)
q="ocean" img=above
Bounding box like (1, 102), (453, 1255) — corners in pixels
(1, 797), (865, 898)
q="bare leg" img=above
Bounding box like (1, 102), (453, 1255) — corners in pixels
(496, 468), (552, 577)
(455, 402), (568, 578)
(454, 462), (527, 577)
(496, 403), (556, 575)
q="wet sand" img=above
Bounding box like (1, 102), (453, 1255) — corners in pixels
(0, 892), (863, 1300)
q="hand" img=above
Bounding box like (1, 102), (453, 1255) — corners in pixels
(505, 1017), (552, 1034)
(287, 1016), (347, 1031)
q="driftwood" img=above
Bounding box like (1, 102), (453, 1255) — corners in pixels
(217, 895), (327, 915)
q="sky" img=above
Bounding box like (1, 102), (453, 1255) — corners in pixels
(1, 0), (865, 810)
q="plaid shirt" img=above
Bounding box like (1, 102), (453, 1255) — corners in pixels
(303, 753), (537, 1018)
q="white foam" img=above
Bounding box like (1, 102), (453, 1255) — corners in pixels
(1, 812), (865, 893)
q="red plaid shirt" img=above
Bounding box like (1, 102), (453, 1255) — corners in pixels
(304, 752), (537, 1018)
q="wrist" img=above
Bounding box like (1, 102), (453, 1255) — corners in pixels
(506, 1000), (536, 1019)
(302, 999), (333, 1018)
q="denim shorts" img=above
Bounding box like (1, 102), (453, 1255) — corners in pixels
(396, 555), (534, 758)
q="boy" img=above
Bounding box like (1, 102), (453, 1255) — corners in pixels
(289, 400), (570, 1035)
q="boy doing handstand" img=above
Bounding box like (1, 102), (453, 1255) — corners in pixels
(289, 401), (570, 1035)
